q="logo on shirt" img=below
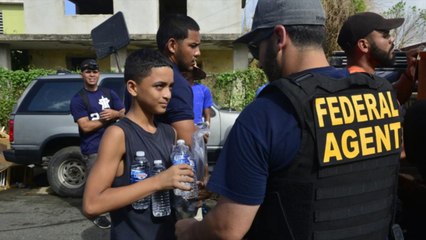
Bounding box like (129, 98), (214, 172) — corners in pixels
(89, 96), (111, 121)
(99, 96), (111, 110)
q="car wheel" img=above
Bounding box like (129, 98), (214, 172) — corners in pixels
(47, 146), (86, 197)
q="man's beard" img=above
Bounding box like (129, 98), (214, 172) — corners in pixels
(262, 42), (281, 82)
(370, 41), (395, 67)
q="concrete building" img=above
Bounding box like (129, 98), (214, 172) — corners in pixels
(0, 0), (250, 73)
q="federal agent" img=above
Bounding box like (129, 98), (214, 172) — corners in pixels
(175, 0), (402, 239)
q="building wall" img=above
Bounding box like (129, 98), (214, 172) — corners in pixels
(188, 0), (241, 34)
(200, 49), (234, 73)
(23, 0), (242, 35)
(29, 49), (111, 71)
(0, 3), (24, 34)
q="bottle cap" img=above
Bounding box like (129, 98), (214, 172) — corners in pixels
(177, 139), (185, 145)
(136, 151), (145, 157)
(154, 159), (162, 165)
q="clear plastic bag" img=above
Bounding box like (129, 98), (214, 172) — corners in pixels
(191, 122), (210, 181)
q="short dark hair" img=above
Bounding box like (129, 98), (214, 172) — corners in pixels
(124, 48), (173, 83)
(285, 25), (326, 49)
(156, 14), (200, 51)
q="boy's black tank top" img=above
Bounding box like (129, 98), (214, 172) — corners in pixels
(111, 117), (176, 240)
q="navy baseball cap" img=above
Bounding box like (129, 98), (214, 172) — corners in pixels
(80, 59), (99, 71)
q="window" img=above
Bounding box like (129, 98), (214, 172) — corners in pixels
(0, 11), (3, 34)
(68, 0), (113, 15)
(20, 80), (82, 113)
(159, 0), (186, 21)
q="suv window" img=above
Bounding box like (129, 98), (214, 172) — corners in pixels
(100, 77), (125, 101)
(19, 79), (82, 113)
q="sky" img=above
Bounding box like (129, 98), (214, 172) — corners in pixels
(369, 0), (426, 12)
(64, 0), (75, 15)
(243, 0), (426, 32)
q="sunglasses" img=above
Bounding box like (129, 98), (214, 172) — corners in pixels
(248, 28), (274, 59)
(83, 69), (99, 74)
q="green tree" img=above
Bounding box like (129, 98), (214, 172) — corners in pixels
(321, 0), (366, 56)
(383, 1), (426, 48)
(0, 68), (54, 129)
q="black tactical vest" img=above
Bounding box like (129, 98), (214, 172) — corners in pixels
(246, 72), (402, 240)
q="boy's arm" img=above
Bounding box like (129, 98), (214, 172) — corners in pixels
(83, 125), (194, 218)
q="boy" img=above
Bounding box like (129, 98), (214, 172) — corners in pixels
(83, 49), (194, 240)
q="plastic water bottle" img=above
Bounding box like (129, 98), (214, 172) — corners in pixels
(170, 139), (191, 197)
(130, 151), (150, 210)
(186, 152), (198, 200)
(151, 160), (171, 217)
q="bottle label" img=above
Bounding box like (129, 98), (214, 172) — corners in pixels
(130, 169), (148, 183)
(172, 153), (190, 165)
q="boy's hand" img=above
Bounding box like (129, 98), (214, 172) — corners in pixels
(155, 164), (194, 191)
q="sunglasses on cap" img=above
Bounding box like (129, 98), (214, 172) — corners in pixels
(247, 28), (274, 59)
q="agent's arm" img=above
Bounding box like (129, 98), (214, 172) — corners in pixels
(175, 196), (259, 240)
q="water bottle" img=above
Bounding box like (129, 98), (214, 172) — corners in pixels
(185, 150), (198, 200)
(130, 151), (150, 210)
(151, 160), (171, 217)
(170, 139), (191, 197)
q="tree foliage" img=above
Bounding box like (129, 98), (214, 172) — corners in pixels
(203, 68), (267, 110)
(321, 0), (365, 56)
(0, 68), (54, 129)
(382, 1), (426, 48)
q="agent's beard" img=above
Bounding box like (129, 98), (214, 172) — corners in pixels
(262, 42), (281, 82)
(370, 41), (396, 67)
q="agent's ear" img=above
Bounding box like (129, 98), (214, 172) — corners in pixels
(275, 25), (287, 49)
(358, 39), (369, 53)
(166, 38), (178, 54)
(127, 80), (138, 97)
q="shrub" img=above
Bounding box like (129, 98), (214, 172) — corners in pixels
(0, 68), (54, 130)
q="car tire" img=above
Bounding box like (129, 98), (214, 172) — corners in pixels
(47, 146), (86, 197)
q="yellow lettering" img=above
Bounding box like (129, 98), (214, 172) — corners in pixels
(341, 130), (359, 159)
(387, 91), (399, 117)
(339, 96), (354, 124)
(323, 132), (342, 163)
(327, 97), (343, 126)
(359, 127), (375, 156)
(315, 98), (327, 128)
(375, 124), (391, 152)
(352, 95), (368, 122)
(363, 93), (380, 120)
(378, 92), (392, 119)
(389, 122), (401, 149)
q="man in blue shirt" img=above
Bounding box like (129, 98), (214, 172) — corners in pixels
(155, 14), (202, 146)
(70, 59), (124, 229)
(182, 65), (213, 125)
(175, 0), (401, 239)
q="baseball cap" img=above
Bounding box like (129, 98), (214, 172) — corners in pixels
(337, 12), (404, 52)
(80, 59), (99, 71)
(234, 0), (326, 44)
(192, 66), (206, 80)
